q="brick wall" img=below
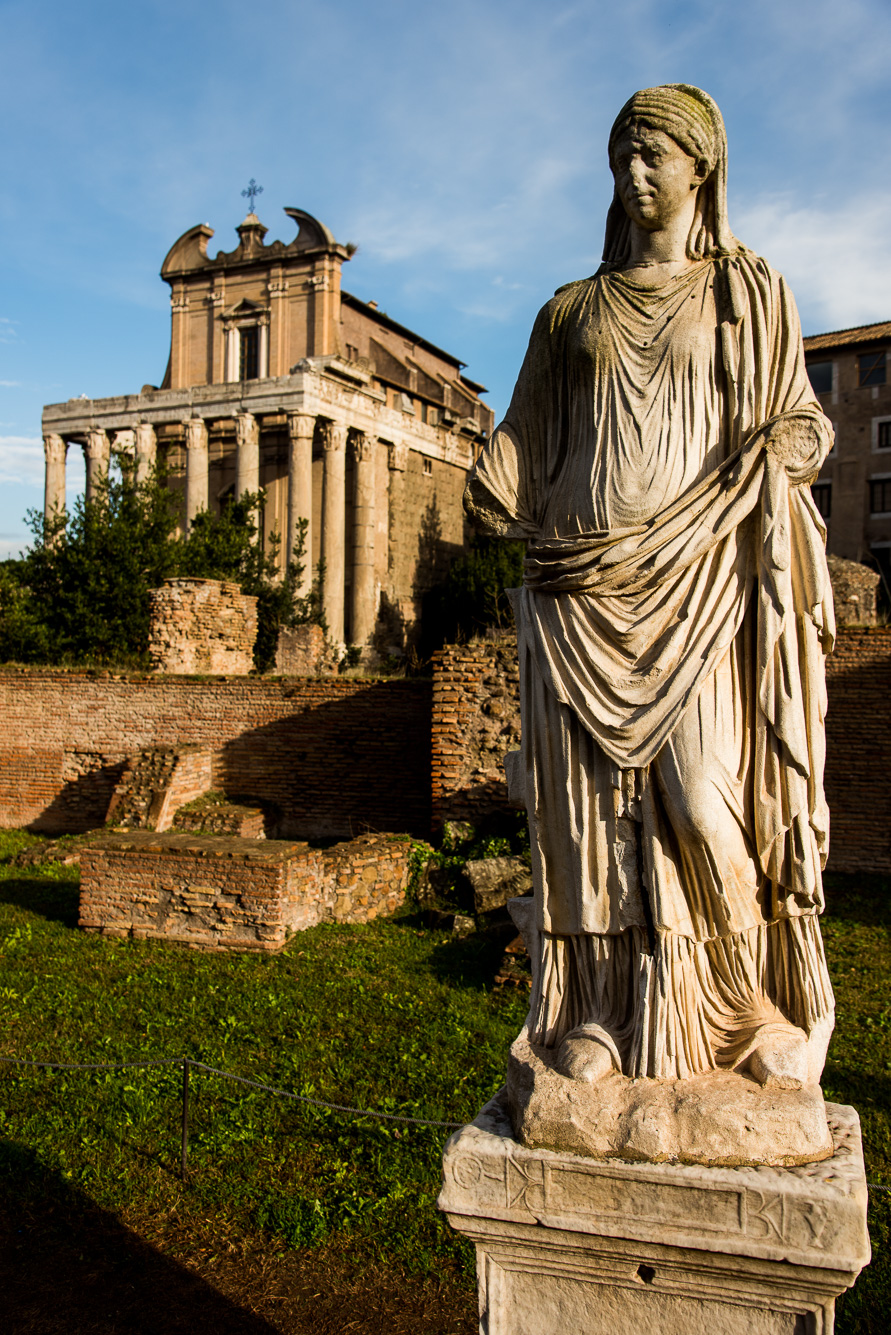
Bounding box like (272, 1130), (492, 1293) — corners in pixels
(431, 635), (520, 831)
(148, 578), (257, 674)
(432, 629), (891, 875)
(106, 746), (213, 831)
(79, 831), (412, 951)
(824, 627), (891, 873)
(0, 671), (431, 838)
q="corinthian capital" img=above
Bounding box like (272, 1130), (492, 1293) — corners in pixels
(323, 421), (347, 453)
(44, 434), (67, 465)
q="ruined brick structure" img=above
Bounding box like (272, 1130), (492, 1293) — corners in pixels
(0, 670), (430, 838)
(148, 579), (257, 673)
(273, 623), (332, 675)
(106, 745), (214, 831)
(80, 831), (411, 951)
(430, 635), (521, 829)
(0, 625), (888, 874)
(431, 629), (891, 876)
(826, 556), (881, 627)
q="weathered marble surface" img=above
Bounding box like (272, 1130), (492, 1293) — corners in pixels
(439, 1092), (870, 1334)
(507, 1028), (833, 1168)
(463, 83), (838, 1135)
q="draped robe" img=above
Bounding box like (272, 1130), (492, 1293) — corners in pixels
(465, 253), (837, 1079)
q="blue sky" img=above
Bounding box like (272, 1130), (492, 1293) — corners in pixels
(2, 0), (890, 556)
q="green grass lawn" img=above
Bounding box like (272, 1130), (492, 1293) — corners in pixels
(0, 829), (888, 1332)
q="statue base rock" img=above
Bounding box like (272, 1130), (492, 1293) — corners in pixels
(439, 1091), (869, 1335)
(508, 1028), (834, 1168)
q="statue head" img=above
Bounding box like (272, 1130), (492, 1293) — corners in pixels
(602, 84), (738, 266)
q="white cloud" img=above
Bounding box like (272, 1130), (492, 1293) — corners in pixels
(0, 536), (28, 560)
(0, 436), (44, 486)
(733, 191), (891, 334)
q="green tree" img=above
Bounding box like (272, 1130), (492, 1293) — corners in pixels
(419, 531), (525, 655)
(0, 463), (320, 671)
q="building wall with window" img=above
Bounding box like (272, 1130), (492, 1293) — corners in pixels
(803, 319), (891, 595)
(41, 208), (495, 653)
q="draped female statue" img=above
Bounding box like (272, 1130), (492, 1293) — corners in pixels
(465, 85), (835, 1111)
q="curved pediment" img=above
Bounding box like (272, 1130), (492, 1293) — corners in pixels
(161, 209), (346, 279)
(282, 208), (338, 252)
(161, 223), (215, 278)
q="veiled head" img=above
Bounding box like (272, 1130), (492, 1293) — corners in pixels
(602, 84), (738, 266)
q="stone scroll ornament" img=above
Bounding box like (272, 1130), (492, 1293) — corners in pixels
(464, 84), (839, 1166)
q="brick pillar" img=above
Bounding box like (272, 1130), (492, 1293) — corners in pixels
(321, 421), (347, 642)
(235, 412), (260, 499)
(84, 429), (110, 505)
(184, 418), (209, 529)
(43, 434), (67, 527)
(135, 423), (157, 486)
(287, 413), (315, 594)
(350, 432), (377, 647)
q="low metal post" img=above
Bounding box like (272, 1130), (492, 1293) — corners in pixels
(180, 1058), (190, 1181)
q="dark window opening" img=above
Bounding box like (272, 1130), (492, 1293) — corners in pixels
(811, 481), (831, 519)
(240, 326), (259, 381)
(869, 477), (891, 514)
(878, 421), (891, 450)
(807, 361), (833, 394)
(423, 457), (432, 475)
(859, 351), (886, 388)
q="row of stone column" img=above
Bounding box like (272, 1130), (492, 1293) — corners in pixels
(44, 414), (407, 647)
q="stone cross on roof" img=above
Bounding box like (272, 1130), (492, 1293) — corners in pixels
(241, 179), (263, 215)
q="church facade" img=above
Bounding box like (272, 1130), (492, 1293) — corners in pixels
(41, 206), (494, 649)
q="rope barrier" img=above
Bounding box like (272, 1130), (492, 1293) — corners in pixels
(0, 1051), (463, 1180)
(1, 1053), (888, 1192)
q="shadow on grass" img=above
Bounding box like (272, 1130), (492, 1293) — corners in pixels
(837, 1188), (891, 1335)
(823, 874), (891, 928)
(428, 923), (518, 992)
(0, 874), (81, 929)
(0, 1140), (279, 1335)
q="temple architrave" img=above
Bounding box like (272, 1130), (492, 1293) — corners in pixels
(41, 207), (494, 648)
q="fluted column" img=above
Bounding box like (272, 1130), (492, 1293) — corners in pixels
(84, 430), (110, 505)
(235, 412), (260, 499)
(135, 423), (157, 486)
(184, 418), (209, 528)
(321, 421), (347, 642)
(43, 434), (67, 528)
(387, 441), (409, 581)
(287, 413), (315, 592)
(350, 432), (377, 647)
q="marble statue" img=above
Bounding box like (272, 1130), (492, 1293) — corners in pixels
(465, 85), (837, 1156)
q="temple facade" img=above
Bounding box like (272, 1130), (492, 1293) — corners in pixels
(41, 207), (494, 649)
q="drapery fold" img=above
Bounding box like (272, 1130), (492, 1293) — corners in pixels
(465, 252), (834, 922)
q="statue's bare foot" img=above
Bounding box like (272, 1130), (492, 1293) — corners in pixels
(556, 1024), (619, 1083)
(748, 1027), (809, 1090)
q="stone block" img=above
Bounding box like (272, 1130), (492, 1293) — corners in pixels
(465, 856), (533, 913)
(439, 1092), (870, 1335)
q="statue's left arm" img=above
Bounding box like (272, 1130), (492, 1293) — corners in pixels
(733, 260), (834, 483)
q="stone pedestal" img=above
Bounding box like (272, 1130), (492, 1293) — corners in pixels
(439, 1091), (869, 1335)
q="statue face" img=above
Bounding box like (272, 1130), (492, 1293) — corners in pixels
(611, 124), (706, 231)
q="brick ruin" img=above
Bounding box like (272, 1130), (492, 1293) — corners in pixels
(431, 636), (521, 829)
(80, 831), (412, 951)
(431, 628), (891, 877)
(0, 671), (430, 839)
(0, 621), (888, 947)
(148, 578), (258, 674)
(826, 556), (882, 627)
